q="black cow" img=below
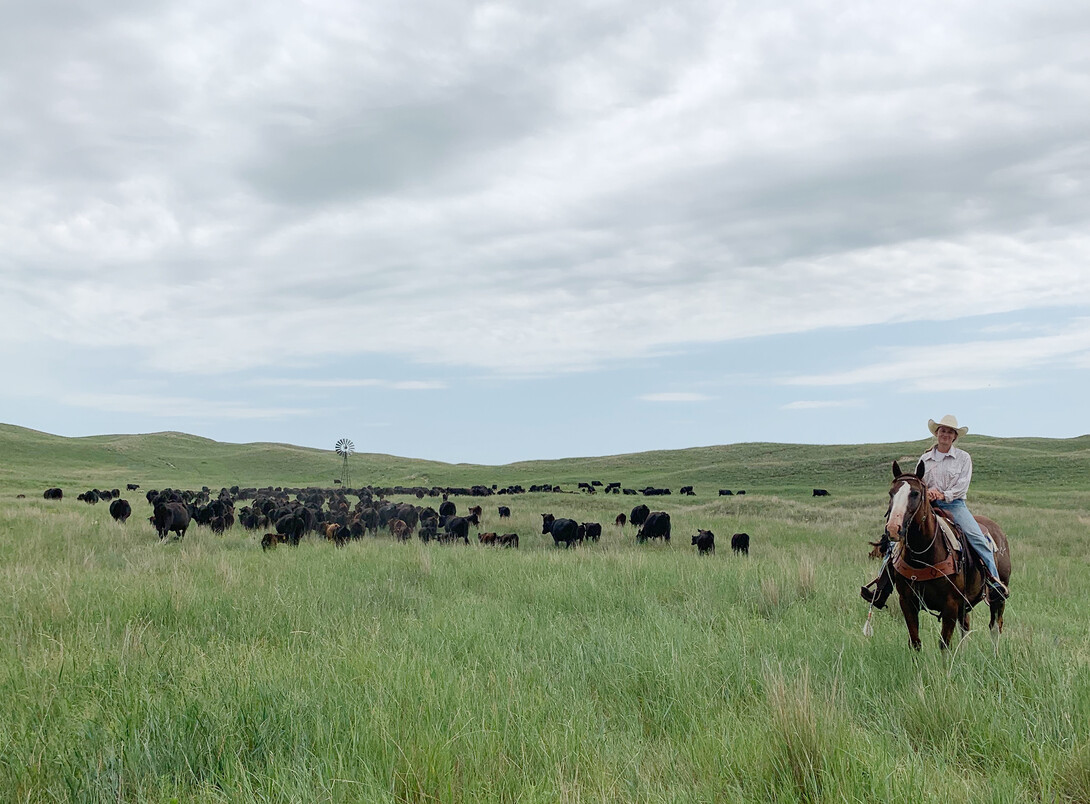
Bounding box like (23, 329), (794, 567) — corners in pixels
(152, 502), (191, 540)
(614, 513), (627, 527)
(443, 515), (474, 544)
(731, 533), (750, 555)
(541, 513), (582, 548)
(718, 489), (733, 496)
(582, 522), (602, 542)
(812, 489), (830, 497)
(274, 512), (307, 546)
(637, 511), (671, 543)
(736, 490), (746, 495)
(680, 486), (695, 496)
(692, 529), (715, 555)
(439, 500), (456, 518)
(630, 504), (650, 528)
(499, 533), (519, 548)
(43, 488), (63, 500)
(394, 503), (419, 533)
(419, 517), (438, 542)
(498, 506), (511, 519)
(109, 498), (132, 523)
(126, 483), (140, 491)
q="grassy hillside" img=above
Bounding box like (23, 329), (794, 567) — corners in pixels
(3, 423), (1090, 801)
(3, 423), (1089, 500)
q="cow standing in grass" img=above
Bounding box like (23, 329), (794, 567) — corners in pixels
(692, 529), (715, 555)
(109, 499), (132, 523)
(153, 502), (191, 541)
(637, 512), (671, 543)
(542, 513), (582, 548)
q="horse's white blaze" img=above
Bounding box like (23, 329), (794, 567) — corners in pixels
(886, 481), (911, 539)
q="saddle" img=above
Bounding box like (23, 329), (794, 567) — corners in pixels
(891, 508), (989, 582)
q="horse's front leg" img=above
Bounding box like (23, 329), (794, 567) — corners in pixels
(940, 598), (961, 650)
(898, 584), (922, 651)
(959, 604), (971, 636)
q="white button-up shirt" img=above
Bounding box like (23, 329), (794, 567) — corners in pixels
(919, 445), (973, 502)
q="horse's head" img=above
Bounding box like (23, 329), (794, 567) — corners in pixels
(885, 460), (927, 542)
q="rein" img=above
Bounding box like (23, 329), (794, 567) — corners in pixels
(890, 480), (957, 583)
(891, 486), (977, 612)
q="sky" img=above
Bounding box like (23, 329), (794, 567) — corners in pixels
(2, 1), (1089, 465)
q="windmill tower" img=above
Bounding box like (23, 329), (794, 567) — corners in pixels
(335, 438), (355, 488)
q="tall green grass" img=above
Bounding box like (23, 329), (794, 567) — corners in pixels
(3, 470), (1089, 802)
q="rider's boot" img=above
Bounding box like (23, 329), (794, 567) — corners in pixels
(860, 560), (895, 609)
(985, 573), (1010, 600)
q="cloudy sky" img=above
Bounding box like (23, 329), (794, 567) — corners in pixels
(2, 1), (1088, 464)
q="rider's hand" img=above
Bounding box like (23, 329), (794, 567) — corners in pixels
(927, 488), (944, 502)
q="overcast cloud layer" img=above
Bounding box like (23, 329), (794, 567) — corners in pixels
(2, 1), (1088, 464)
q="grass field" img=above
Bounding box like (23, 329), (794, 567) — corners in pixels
(1, 424), (1089, 802)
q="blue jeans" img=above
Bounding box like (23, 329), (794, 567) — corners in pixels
(933, 499), (999, 579)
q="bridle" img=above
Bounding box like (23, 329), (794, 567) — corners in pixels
(886, 475), (938, 557)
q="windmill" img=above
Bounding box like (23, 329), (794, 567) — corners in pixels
(335, 438), (355, 488)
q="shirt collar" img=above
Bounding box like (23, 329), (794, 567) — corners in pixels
(924, 445), (961, 461)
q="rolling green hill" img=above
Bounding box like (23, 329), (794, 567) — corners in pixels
(4, 421), (1090, 801)
(3, 422), (1088, 499)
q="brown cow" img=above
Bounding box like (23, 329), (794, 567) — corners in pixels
(499, 533), (519, 548)
(614, 513), (627, 527)
(390, 519), (410, 542)
(261, 532), (289, 550)
(468, 505), (483, 521)
(479, 532), (498, 546)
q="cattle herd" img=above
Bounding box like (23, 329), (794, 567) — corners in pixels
(36, 481), (833, 555)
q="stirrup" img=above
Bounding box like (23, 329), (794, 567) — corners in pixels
(860, 581), (892, 610)
(987, 577), (1010, 600)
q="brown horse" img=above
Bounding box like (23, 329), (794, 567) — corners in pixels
(884, 460), (1011, 650)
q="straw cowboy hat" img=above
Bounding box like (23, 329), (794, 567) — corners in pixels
(928, 414), (968, 438)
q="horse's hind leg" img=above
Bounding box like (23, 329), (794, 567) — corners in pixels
(989, 599), (1005, 634)
(989, 600), (1006, 654)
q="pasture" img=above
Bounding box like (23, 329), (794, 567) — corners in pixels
(1, 426), (1090, 802)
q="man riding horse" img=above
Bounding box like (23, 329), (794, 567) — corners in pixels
(862, 414), (1010, 609)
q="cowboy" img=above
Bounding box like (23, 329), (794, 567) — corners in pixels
(861, 414), (1010, 608)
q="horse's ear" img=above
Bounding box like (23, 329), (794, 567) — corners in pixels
(892, 460), (902, 479)
(915, 460), (926, 479)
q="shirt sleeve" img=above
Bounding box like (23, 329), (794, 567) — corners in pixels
(944, 452), (972, 501)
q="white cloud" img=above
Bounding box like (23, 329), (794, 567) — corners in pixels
(253, 378), (446, 390)
(65, 393), (308, 420)
(2, 1), (1090, 459)
(782, 400), (863, 410)
(640, 393), (712, 403)
(783, 319), (1090, 391)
